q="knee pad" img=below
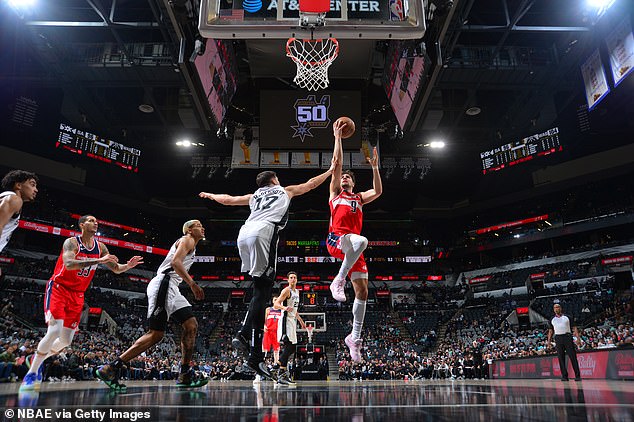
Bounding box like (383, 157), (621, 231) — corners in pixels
(53, 328), (76, 352)
(351, 234), (368, 251)
(37, 320), (63, 352)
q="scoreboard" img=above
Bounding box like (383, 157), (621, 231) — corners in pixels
(303, 292), (318, 307)
(481, 127), (561, 174)
(56, 123), (141, 172)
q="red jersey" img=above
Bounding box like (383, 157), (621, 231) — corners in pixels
(329, 190), (363, 235)
(50, 236), (101, 292)
(266, 308), (282, 331)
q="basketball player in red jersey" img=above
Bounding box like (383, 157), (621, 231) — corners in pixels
(263, 297), (282, 367)
(327, 119), (382, 362)
(20, 215), (143, 391)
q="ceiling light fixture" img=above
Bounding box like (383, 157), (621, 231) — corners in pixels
(429, 141), (446, 149)
(8, 0), (37, 8)
(586, 0), (615, 9)
(465, 106), (481, 116)
(138, 104), (154, 113)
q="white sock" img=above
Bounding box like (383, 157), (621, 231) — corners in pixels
(337, 234), (368, 280)
(28, 320), (64, 375)
(45, 328), (74, 359)
(28, 352), (48, 375)
(351, 298), (367, 340)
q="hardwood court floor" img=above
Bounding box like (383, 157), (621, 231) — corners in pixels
(1, 379), (633, 421)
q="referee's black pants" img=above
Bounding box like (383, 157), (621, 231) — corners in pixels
(555, 333), (581, 379)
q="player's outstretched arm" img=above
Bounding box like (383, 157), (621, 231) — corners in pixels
(329, 120), (345, 200)
(285, 156), (337, 199)
(199, 192), (252, 206)
(360, 146), (383, 205)
(99, 243), (144, 274)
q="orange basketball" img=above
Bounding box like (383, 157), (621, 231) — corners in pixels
(335, 117), (355, 139)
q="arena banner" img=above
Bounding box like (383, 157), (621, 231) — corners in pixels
(231, 127), (260, 168)
(260, 151), (290, 168)
(469, 275), (492, 284)
(321, 151), (351, 169)
(581, 49), (610, 111)
(18, 220), (169, 256)
(606, 17), (634, 87)
(601, 255), (632, 265)
(68, 213), (144, 233)
(0, 257), (15, 264)
(291, 152), (321, 168)
(491, 348), (634, 380)
(472, 214), (549, 235)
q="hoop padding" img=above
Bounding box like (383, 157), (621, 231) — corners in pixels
(299, 0), (330, 13)
(286, 38), (339, 91)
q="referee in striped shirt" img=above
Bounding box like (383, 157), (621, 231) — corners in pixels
(547, 303), (582, 381)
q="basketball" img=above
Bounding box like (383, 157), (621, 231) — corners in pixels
(336, 117), (355, 139)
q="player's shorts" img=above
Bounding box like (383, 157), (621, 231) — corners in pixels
(147, 273), (193, 331)
(278, 314), (298, 345)
(326, 232), (368, 275)
(237, 221), (280, 279)
(44, 280), (84, 329)
(262, 329), (280, 352)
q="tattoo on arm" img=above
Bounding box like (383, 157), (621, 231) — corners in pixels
(62, 238), (101, 270)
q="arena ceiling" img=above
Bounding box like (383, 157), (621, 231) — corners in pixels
(0, 0), (633, 215)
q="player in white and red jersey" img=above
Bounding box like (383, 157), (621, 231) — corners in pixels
(327, 119), (382, 362)
(263, 297), (282, 364)
(20, 215), (142, 391)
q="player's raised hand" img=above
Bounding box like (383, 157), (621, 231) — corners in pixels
(126, 256), (144, 269)
(333, 120), (344, 138)
(367, 147), (379, 167)
(199, 192), (214, 200)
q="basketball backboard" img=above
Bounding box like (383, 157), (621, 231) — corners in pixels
(298, 312), (326, 332)
(199, 0), (425, 39)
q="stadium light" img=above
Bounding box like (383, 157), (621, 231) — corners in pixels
(8, 0), (37, 8)
(429, 141), (446, 149)
(586, 0), (617, 19)
(586, 0), (615, 9)
(176, 139), (204, 148)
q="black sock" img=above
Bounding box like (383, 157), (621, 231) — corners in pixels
(111, 358), (124, 369)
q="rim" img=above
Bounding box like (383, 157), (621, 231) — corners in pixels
(286, 37), (339, 66)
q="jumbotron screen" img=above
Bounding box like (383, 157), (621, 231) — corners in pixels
(56, 123), (141, 172)
(480, 127), (562, 174)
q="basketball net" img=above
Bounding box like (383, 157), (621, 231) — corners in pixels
(306, 325), (314, 343)
(286, 38), (339, 91)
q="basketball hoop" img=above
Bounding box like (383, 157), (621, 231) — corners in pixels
(306, 324), (314, 343)
(286, 37), (339, 91)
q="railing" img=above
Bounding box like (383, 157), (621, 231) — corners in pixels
(64, 43), (173, 66)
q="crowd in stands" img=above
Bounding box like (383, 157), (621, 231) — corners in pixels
(1, 258), (633, 385)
